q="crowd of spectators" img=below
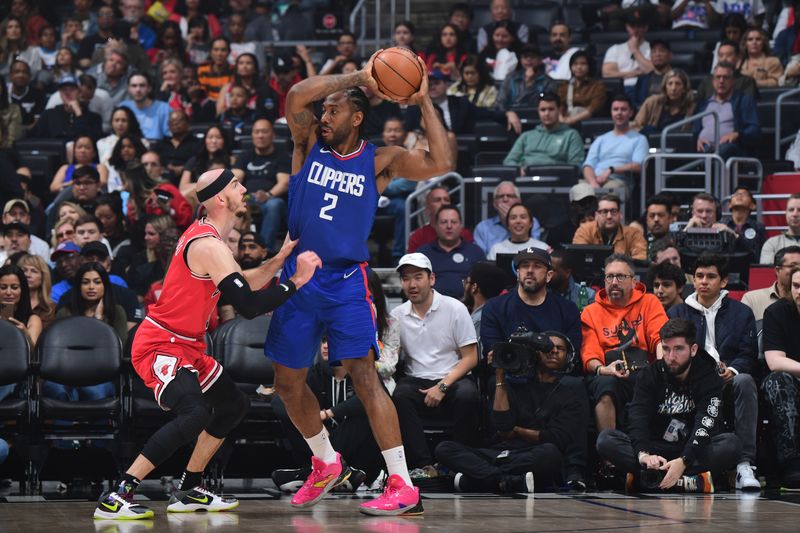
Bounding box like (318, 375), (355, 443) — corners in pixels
(1, 0), (800, 496)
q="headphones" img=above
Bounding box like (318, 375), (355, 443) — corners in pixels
(542, 330), (578, 375)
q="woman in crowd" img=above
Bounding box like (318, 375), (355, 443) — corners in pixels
(107, 134), (147, 191)
(44, 263), (123, 401)
(49, 135), (108, 193)
(740, 28), (784, 87)
(94, 193), (132, 268)
(557, 51), (607, 126)
(0, 76), (22, 150)
(50, 218), (76, 249)
(55, 201), (86, 226)
(0, 264), (42, 348)
(170, 0), (222, 41)
(148, 21), (187, 65)
(97, 107), (145, 168)
(393, 20), (419, 56)
(216, 52), (265, 116)
(179, 125), (240, 204)
(633, 69), (695, 134)
(123, 161), (192, 229)
(126, 214), (177, 299)
(424, 23), (468, 80)
(16, 253), (55, 330)
(447, 55), (497, 108)
(488, 203), (550, 260)
(479, 20), (520, 81)
(711, 13), (747, 71)
(0, 16), (42, 77)
(197, 36), (233, 101)
(368, 270), (399, 395)
(185, 15), (211, 66)
(128, 214), (176, 272)
(154, 58), (188, 112)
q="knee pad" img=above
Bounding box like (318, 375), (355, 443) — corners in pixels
(206, 388), (250, 439)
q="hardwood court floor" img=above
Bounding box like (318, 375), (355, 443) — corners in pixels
(2, 491), (800, 533)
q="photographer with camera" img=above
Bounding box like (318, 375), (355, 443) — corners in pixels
(435, 331), (589, 492)
(582, 254), (668, 434)
(596, 318), (741, 493)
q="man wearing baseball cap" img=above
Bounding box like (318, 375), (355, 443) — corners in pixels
(0, 220), (32, 264)
(50, 241), (83, 303)
(2, 199), (49, 261)
(30, 73), (103, 140)
(390, 252), (480, 479)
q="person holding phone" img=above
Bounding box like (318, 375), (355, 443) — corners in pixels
(0, 264), (43, 348)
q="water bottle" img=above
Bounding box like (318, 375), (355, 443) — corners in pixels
(578, 282), (589, 311)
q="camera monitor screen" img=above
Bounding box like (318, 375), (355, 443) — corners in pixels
(561, 244), (614, 286)
(494, 253), (521, 289)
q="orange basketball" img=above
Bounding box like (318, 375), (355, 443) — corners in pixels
(372, 47), (424, 100)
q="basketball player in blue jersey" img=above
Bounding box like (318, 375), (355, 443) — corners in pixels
(264, 51), (453, 516)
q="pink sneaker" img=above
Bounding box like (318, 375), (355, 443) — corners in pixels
(359, 475), (423, 516)
(291, 453), (350, 508)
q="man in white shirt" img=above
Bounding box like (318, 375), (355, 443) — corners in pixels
(391, 253), (479, 479)
(1, 199), (49, 261)
(761, 194), (800, 265)
(602, 9), (653, 94)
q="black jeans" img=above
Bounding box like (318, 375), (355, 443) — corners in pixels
(272, 395), (383, 482)
(392, 376), (480, 468)
(596, 429), (741, 475)
(763, 371), (800, 464)
(434, 440), (563, 488)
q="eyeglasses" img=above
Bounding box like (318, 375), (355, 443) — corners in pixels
(73, 180), (95, 187)
(597, 208), (620, 216)
(56, 229), (75, 238)
(604, 273), (634, 283)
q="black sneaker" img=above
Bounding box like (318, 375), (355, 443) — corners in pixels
(167, 485), (239, 513)
(453, 473), (493, 493)
(781, 459), (800, 491)
(334, 468), (366, 493)
(272, 467), (311, 493)
(93, 491), (154, 520)
(499, 472), (534, 494)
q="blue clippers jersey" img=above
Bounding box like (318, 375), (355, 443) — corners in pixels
(287, 140), (379, 267)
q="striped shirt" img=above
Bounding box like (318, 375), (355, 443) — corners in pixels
(197, 63), (232, 102)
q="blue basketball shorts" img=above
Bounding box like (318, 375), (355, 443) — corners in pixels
(264, 258), (380, 369)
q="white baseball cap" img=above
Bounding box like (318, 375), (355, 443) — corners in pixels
(396, 252), (432, 272)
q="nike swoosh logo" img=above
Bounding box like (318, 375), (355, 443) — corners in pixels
(343, 268), (359, 279)
(101, 501), (120, 512)
(186, 494), (209, 504)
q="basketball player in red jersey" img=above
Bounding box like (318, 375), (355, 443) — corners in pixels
(94, 168), (322, 520)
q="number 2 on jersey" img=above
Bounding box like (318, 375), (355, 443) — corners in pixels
(319, 193), (338, 221)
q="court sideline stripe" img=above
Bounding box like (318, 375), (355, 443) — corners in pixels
(577, 497), (693, 523)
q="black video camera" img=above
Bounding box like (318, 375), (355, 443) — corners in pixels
(491, 327), (554, 377)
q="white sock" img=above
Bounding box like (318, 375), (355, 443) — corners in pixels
(304, 427), (337, 463)
(382, 446), (413, 486)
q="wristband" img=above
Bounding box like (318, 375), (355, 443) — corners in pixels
(595, 365), (603, 376)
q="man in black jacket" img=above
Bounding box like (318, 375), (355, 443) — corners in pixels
(434, 332), (590, 492)
(30, 74), (103, 140)
(596, 318), (741, 493)
(668, 252), (760, 490)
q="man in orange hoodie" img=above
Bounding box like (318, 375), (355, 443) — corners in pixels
(581, 254), (668, 432)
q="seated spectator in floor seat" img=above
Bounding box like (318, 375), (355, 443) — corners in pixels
(668, 252), (760, 490)
(487, 203), (550, 260)
(632, 68), (695, 136)
(502, 93), (585, 175)
(596, 318), (741, 493)
(649, 260), (686, 311)
(418, 206), (485, 299)
(695, 62), (761, 161)
(0, 264), (42, 347)
(391, 253), (479, 480)
(271, 337), (384, 492)
(762, 266), (800, 489)
(582, 254), (668, 432)
(549, 248), (596, 309)
(407, 185), (473, 253)
(574, 94), (649, 201)
(461, 261), (507, 341)
(572, 194), (647, 260)
(760, 194), (800, 265)
(435, 331), (590, 492)
(743, 246), (800, 322)
(473, 181), (541, 256)
(44, 262), (124, 402)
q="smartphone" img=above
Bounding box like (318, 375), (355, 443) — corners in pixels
(155, 190), (173, 203)
(0, 304), (15, 320)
